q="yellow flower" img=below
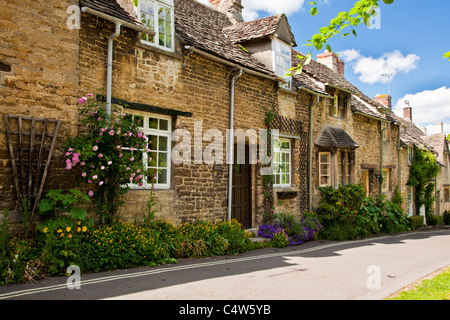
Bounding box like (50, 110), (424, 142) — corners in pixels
(43, 227), (48, 233)
(66, 227), (71, 232)
(57, 229), (62, 233)
(82, 226), (87, 232)
(77, 227), (81, 232)
(60, 233), (64, 237)
(68, 234), (73, 239)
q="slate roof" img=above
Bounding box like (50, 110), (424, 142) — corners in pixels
(316, 126), (359, 149)
(174, 0), (276, 76)
(385, 110), (428, 148)
(223, 14), (296, 46)
(81, 0), (277, 77)
(292, 50), (388, 120)
(80, 0), (142, 26)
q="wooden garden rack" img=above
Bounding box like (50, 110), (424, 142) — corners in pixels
(3, 115), (61, 218)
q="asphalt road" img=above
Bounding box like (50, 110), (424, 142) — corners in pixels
(0, 229), (449, 302)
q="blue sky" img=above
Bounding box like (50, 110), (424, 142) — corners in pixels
(199, 0), (450, 135)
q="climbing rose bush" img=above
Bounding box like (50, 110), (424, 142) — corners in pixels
(64, 95), (154, 219)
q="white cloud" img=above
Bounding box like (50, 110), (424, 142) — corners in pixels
(339, 49), (361, 62)
(196, 0), (306, 20)
(243, 0), (305, 20)
(393, 87), (450, 135)
(340, 49), (420, 85)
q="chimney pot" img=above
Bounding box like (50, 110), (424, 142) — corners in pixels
(209, 0), (244, 23)
(435, 122), (444, 134)
(316, 50), (345, 76)
(373, 94), (392, 109)
(403, 106), (412, 121)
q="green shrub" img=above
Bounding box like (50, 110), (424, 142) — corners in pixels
(216, 219), (253, 255)
(39, 217), (93, 275)
(444, 211), (450, 225)
(270, 229), (290, 248)
(409, 215), (424, 229)
(426, 215), (444, 226)
(83, 220), (169, 272)
(316, 184), (410, 240)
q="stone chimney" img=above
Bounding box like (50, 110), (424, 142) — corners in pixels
(373, 94), (392, 109)
(419, 126), (427, 135)
(403, 106), (412, 121)
(316, 50), (345, 76)
(435, 122), (444, 134)
(209, 0), (244, 23)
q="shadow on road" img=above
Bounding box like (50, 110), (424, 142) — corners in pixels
(1, 228), (449, 300)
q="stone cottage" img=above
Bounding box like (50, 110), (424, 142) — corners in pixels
(293, 50), (403, 209)
(1, 0), (442, 229)
(0, 0), (316, 227)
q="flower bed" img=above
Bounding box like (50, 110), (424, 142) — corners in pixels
(258, 213), (323, 247)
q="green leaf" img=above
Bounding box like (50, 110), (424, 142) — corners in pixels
(311, 7), (318, 16)
(38, 199), (54, 215)
(304, 52), (312, 65)
(383, 0), (395, 4)
(295, 65), (303, 75)
(70, 207), (88, 220)
(444, 51), (450, 61)
(326, 44), (332, 53)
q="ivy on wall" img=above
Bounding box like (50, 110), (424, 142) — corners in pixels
(407, 148), (439, 217)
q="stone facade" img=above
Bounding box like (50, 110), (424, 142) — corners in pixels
(0, 0), (81, 216)
(1, 0), (440, 229)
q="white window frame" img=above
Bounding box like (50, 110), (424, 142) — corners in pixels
(319, 152), (331, 187)
(273, 138), (292, 188)
(407, 147), (414, 165)
(407, 186), (414, 217)
(338, 151), (351, 185)
(382, 168), (390, 193)
(135, 0), (175, 52)
(124, 111), (172, 190)
(272, 37), (292, 90)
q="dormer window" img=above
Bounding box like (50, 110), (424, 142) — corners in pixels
(135, 0), (174, 52)
(330, 92), (348, 119)
(272, 38), (292, 89)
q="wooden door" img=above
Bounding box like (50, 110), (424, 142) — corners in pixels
(232, 147), (251, 228)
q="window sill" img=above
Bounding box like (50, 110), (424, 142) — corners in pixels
(276, 189), (298, 200)
(135, 40), (183, 61)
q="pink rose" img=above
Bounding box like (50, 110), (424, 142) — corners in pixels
(82, 172), (87, 177)
(88, 191), (94, 197)
(92, 175), (98, 180)
(100, 166), (105, 170)
(93, 146), (98, 151)
(98, 153), (104, 159)
(99, 181), (104, 186)
(78, 97), (87, 104)
(107, 161), (112, 165)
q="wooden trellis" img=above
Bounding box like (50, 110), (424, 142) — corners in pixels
(3, 115), (61, 218)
